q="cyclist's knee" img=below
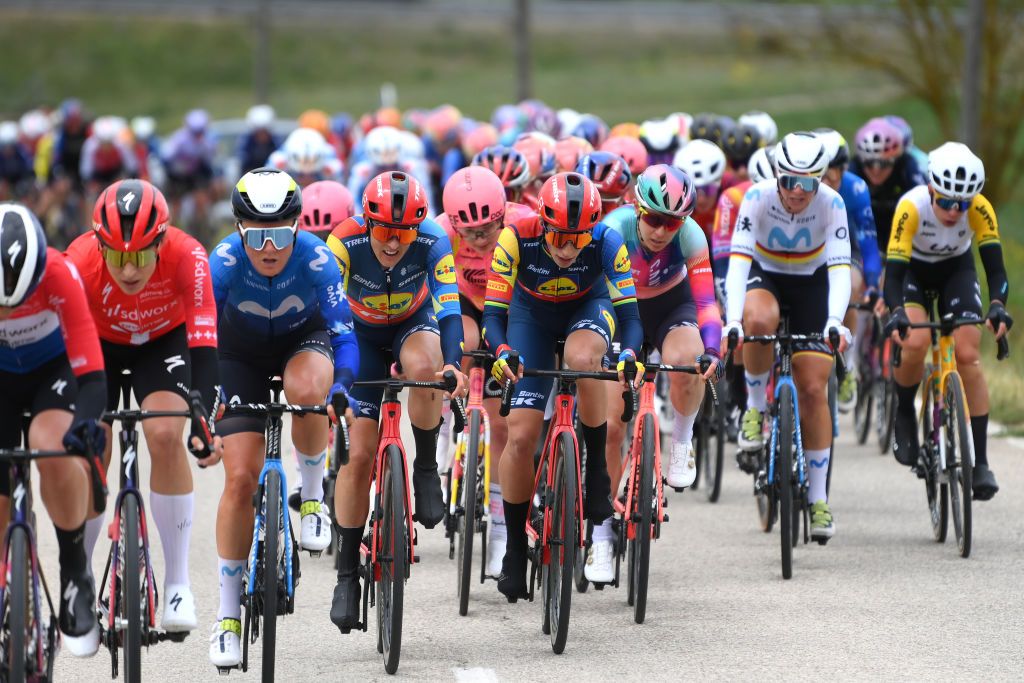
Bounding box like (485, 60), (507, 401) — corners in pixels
(955, 343), (981, 368)
(143, 421), (186, 457)
(399, 351), (441, 381)
(565, 347), (603, 372)
(223, 464), (259, 502)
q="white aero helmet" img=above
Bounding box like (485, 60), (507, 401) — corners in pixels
(131, 116), (156, 141)
(246, 104), (275, 130)
(364, 125), (403, 167)
(283, 127), (328, 175)
(747, 146), (776, 184)
(0, 203), (48, 308)
(0, 122), (19, 145)
(672, 139), (727, 185)
(397, 130), (425, 161)
(813, 128), (850, 168)
(928, 142), (984, 200)
(640, 116), (681, 153)
(556, 108), (582, 139)
(774, 131), (828, 178)
(18, 109), (51, 140)
(93, 116), (125, 144)
(738, 110), (778, 146)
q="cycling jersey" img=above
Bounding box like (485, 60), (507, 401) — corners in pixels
(884, 185), (1007, 309)
(160, 128), (217, 178)
(0, 144), (35, 188)
(712, 180), (751, 283)
(66, 227), (217, 348)
(482, 213), (643, 354)
(849, 153), (926, 251)
(79, 136), (137, 183)
(724, 179), (851, 326)
(838, 171), (881, 287)
(435, 202), (536, 312)
(326, 216), (463, 367)
(0, 248), (105, 376)
(210, 230), (358, 390)
(602, 205), (720, 354)
(237, 130), (281, 175)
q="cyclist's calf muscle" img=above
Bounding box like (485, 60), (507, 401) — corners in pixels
(498, 409), (546, 503)
(31, 409), (89, 530)
(333, 417), (379, 528)
(791, 355), (833, 450)
(216, 431), (267, 559)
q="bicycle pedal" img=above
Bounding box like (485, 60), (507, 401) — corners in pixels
(306, 550), (323, 559)
(662, 513), (669, 523)
(669, 485), (686, 493)
(594, 583), (605, 591)
(216, 666), (238, 675)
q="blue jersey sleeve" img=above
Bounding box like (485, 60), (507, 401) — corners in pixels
(842, 172), (881, 288)
(440, 148), (467, 189)
(300, 233), (359, 390)
(598, 226), (643, 354)
(209, 237), (240, 320)
(424, 221), (464, 366)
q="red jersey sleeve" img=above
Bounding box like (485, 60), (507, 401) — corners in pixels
(171, 230), (218, 348)
(44, 248), (105, 376)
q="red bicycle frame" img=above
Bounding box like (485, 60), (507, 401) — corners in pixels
(615, 377), (668, 540)
(363, 396), (416, 578)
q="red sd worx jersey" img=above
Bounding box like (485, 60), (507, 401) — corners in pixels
(65, 226), (218, 348)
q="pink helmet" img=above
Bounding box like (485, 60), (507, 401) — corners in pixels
(300, 181), (354, 233)
(854, 117), (904, 161)
(462, 123), (499, 159)
(443, 166), (507, 230)
(600, 136), (649, 176)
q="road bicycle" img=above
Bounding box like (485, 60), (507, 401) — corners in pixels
(0, 415), (107, 682)
(729, 319), (844, 580)
(98, 376), (209, 681)
(894, 294), (1009, 558)
(216, 378), (341, 682)
(344, 371), (463, 674)
(847, 298), (897, 453)
(693, 369), (727, 503)
(499, 348), (634, 654)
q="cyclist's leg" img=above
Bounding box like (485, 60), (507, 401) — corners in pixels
(891, 264), (933, 465)
(839, 263), (865, 411)
(739, 265), (780, 450)
(660, 324), (706, 488)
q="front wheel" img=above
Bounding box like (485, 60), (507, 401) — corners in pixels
(378, 445), (408, 674)
(120, 494), (143, 683)
(3, 525), (31, 680)
(705, 390), (725, 503)
(921, 379), (948, 543)
(630, 414), (655, 624)
(545, 432), (577, 655)
(777, 384), (795, 580)
(261, 470), (282, 683)
(944, 374), (973, 558)
(456, 411), (481, 616)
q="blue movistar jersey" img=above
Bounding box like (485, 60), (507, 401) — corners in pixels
(210, 230), (358, 390)
(839, 171), (881, 287)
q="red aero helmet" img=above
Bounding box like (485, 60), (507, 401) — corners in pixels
(443, 166), (506, 230)
(362, 171), (428, 226)
(301, 180), (355, 232)
(538, 172), (602, 232)
(92, 178), (169, 250)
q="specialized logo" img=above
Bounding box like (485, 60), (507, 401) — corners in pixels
(7, 241), (22, 268)
(537, 277), (578, 297)
(51, 378), (68, 396)
(170, 592), (183, 612)
(766, 227), (811, 250)
(13, 483), (25, 517)
(63, 581), (79, 618)
(164, 354), (186, 373)
(121, 191), (136, 213)
(124, 444), (137, 474)
(237, 295), (305, 319)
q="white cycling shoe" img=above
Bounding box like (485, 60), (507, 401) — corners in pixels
(299, 500), (332, 553)
(666, 441), (697, 489)
(486, 523), (506, 579)
(63, 625), (100, 658)
(161, 583), (197, 632)
(209, 618), (242, 669)
(583, 539), (615, 583)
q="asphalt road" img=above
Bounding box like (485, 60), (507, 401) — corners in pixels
(45, 410), (1024, 681)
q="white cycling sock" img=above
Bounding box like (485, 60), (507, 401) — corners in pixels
(488, 483), (504, 526)
(591, 517), (614, 543)
(150, 492), (193, 587)
(84, 514), (105, 570)
(806, 448), (830, 504)
(217, 557), (244, 621)
(745, 371), (770, 412)
(672, 408), (698, 445)
(436, 404), (454, 475)
(296, 448), (326, 502)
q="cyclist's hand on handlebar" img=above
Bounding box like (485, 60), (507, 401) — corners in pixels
(873, 296), (889, 318)
(986, 300), (1013, 340)
(697, 351), (724, 382)
(616, 348), (644, 391)
(195, 435), (224, 469)
(492, 345), (521, 384)
(327, 385), (356, 428)
(884, 306), (911, 346)
(63, 418), (106, 455)
(824, 319), (852, 354)
(722, 321), (744, 351)
(437, 364), (468, 398)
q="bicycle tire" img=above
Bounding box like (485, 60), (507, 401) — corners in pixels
(876, 360), (896, 455)
(692, 399), (707, 491)
(756, 446), (776, 533)
(5, 525), (30, 680)
(944, 374), (973, 558)
(573, 521), (590, 594)
(632, 414), (655, 624)
(778, 384), (794, 580)
(706, 392), (725, 503)
(921, 380), (948, 543)
(121, 494), (143, 682)
(854, 363), (874, 445)
(546, 431), (577, 655)
(261, 470), (281, 683)
(378, 445), (407, 674)
(457, 410), (481, 616)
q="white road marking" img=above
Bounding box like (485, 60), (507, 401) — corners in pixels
(453, 667), (499, 683)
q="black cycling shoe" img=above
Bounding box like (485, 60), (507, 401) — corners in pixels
(330, 575), (361, 633)
(972, 465), (999, 501)
(496, 548), (529, 603)
(59, 570), (97, 638)
(412, 464), (445, 529)
(892, 411), (919, 467)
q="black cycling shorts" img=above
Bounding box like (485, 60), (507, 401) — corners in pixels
(746, 262), (831, 355)
(101, 324), (191, 417)
(903, 251), (983, 320)
(0, 355), (79, 493)
(217, 326), (333, 437)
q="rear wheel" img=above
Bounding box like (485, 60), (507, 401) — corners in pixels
(261, 471), (281, 683)
(854, 357), (874, 445)
(545, 432), (577, 655)
(456, 411), (481, 616)
(876, 344), (896, 454)
(944, 374), (973, 558)
(121, 494), (143, 683)
(778, 384), (794, 580)
(378, 445), (408, 674)
(630, 414), (655, 624)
